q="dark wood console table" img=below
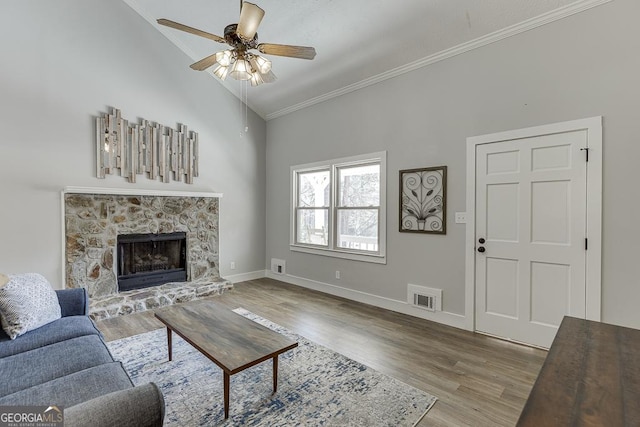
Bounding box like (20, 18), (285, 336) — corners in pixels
(517, 316), (640, 426)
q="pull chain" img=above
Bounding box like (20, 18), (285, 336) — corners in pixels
(239, 80), (249, 137)
(239, 81), (243, 137)
(245, 80), (249, 134)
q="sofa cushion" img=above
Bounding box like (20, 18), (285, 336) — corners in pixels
(0, 335), (114, 397)
(0, 273), (61, 339)
(0, 362), (134, 407)
(0, 315), (101, 358)
(65, 383), (165, 427)
(56, 288), (89, 317)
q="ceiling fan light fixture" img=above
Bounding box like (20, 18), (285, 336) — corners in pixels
(229, 58), (252, 81)
(213, 64), (230, 81)
(158, 2), (315, 87)
(215, 50), (233, 67)
(250, 71), (264, 87)
(250, 55), (272, 74)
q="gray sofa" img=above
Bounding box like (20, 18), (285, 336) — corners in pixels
(0, 288), (164, 427)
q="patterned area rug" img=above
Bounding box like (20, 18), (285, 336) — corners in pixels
(107, 308), (437, 426)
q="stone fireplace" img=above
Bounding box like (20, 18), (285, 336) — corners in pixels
(63, 188), (231, 320)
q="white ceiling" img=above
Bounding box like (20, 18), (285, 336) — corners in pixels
(124, 0), (602, 120)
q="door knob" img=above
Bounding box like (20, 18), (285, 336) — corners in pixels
(477, 246), (486, 253)
(478, 238), (485, 244)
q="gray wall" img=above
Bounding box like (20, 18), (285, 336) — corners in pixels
(0, 1), (266, 286)
(266, 0), (640, 328)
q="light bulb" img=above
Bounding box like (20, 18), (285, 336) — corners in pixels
(250, 71), (264, 87)
(229, 59), (252, 81)
(252, 55), (272, 74)
(213, 65), (229, 81)
(104, 130), (110, 152)
(215, 50), (232, 67)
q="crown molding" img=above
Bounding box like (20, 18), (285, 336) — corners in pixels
(121, 0), (613, 122)
(266, 0), (613, 120)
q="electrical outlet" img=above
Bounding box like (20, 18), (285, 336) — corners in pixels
(335, 271), (340, 279)
(455, 212), (467, 224)
(230, 261), (236, 270)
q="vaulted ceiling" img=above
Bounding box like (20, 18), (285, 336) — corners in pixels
(124, 0), (601, 119)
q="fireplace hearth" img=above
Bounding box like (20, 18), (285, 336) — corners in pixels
(117, 232), (187, 292)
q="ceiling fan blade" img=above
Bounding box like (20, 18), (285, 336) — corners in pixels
(190, 53), (219, 71)
(157, 19), (226, 44)
(236, 2), (265, 41)
(258, 43), (316, 60)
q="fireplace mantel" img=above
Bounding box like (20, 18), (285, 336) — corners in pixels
(62, 186), (223, 199)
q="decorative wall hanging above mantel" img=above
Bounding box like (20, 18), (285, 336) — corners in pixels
(96, 108), (199, 184)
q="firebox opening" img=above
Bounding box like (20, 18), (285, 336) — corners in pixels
(117, 232), (187, 292)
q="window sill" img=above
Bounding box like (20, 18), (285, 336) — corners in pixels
(290, 244), (386, 264)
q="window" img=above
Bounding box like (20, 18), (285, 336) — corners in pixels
(291, 152), (386, 264)
(295, 169), (330, 246)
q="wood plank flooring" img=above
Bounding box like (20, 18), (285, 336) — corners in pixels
(96, 278), (547, 426)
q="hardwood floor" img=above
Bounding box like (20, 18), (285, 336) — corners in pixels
(96, 278), (547, 426)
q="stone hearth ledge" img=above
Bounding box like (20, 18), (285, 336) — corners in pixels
(90, 278), (233, 321)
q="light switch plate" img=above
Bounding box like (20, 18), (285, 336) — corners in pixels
(455, 212), (467, 224)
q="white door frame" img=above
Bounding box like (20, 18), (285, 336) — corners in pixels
(464, 117), (602, 331)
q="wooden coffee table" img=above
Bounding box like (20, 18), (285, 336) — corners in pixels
(154, 300), (298, 419)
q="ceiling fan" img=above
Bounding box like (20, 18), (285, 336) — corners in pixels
(157, 1), (317, 86)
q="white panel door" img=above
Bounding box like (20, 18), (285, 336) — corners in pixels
(475, 131), (587, 348)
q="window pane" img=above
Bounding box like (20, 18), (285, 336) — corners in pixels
(338, 164), (380, 207)
(296, 209), (329, 246)
(336, 209), (378, 252)
(298, 170), (330, 207)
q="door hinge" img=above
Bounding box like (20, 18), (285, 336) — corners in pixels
(585, 238), (588, 250)
(580, 147), (589, 162)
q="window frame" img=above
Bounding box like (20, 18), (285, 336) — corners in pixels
(290, 151), (387, 264)
(294, 167), (330, 248)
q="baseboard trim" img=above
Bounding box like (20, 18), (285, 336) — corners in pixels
(266, 271), (466, 330)
(224, 270), (267, 284)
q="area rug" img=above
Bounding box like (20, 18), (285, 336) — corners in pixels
(107, 308), (437, 426)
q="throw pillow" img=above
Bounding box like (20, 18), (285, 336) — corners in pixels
(0, 273), (62, 340)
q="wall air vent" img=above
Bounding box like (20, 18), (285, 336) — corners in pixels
(407, 284), (442, 312)
(414, 294), (435, 311)
(271, 258), (286, 275)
